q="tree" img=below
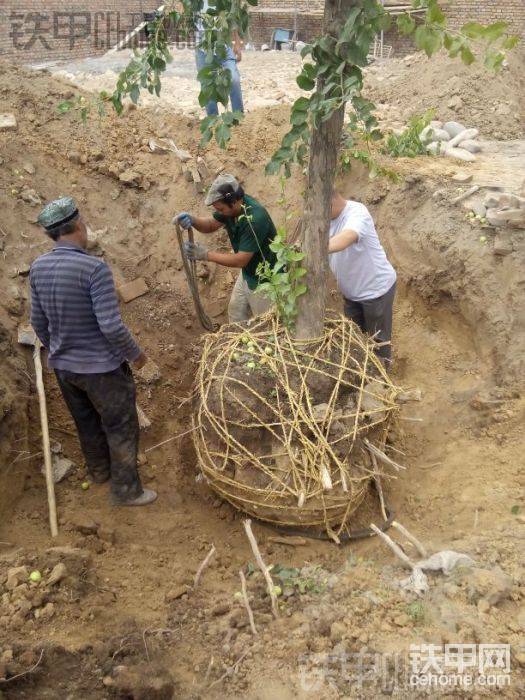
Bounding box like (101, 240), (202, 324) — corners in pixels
(104, 0), (518, 338)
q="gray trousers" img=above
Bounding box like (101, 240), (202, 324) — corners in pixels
(343, 282), (396, 363)
(228, 272), (271, 323)
(55, 363), (143, 502)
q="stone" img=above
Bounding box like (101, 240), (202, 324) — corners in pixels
(444, 147), (476, 162)
(20, 188), (42, 205)
(71, 514), (98, 535)
(23, 162), (36, 175)
(119, 169), (141, 186)
(211, 602), (230, 616)
(118, 278), (149, 303)
(448, 128), (479, 148)
(426, 141), (445, 156)
(6, 566), (29, 590)
(448, 96), (463, 111)
(461, 140), (482, 154)
(493, 233), (513, 256)
(98, 526), (116, 544)
(0, 113), (17, 130)
(466, 567), (512, 606)
(45, 546), (91, 575)
(452, 172), (473, 184)
(487, 208), (525, 228)
(470, 202), (487, 218)
(42, 454), (75, 483)
(442, 121), (466, 138)
(421, 126), (450, 142)
(137, 360), (161, 384)
(47, 562), (67, 586)
(165, 586), (188, 602)
(393, 613), (411, 627)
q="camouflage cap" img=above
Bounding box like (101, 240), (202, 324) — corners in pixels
(204, 173), (241, 206)
(37, 196), (79, 230)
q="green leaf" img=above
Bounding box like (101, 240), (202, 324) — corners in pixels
(460, 45), (475, 65)
(414, 25), (443, 57)
(461, 21), (485, 39)
(397, 13), (415, 35)
(484, 49), (505, 71)
(502, 35), (520, 50)
(482, 21), (509, 42)
(510, 505), (520, 515)
(57, 100), (73, 113)
(427, 3), (445, 26)
(296, 74), (315, 91)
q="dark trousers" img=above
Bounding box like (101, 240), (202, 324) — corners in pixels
(55, 363), (143, 502)
(344, 282), (396, 364)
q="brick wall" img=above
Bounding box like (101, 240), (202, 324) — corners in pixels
(0, 1), (159, 65)
(1, 1), (522, 64)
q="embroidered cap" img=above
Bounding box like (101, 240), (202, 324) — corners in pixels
(37, 196), (79, 231)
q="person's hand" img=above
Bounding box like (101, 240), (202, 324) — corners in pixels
(183, 241), (208, 261)
(133, 352), (147, 370)
(173, 212), (192, 230)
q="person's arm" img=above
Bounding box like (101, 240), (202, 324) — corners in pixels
(89, 263), (146, 368)
(191, 216), (223, 234)
(208, 250), (253, 268)
(232, 30), (243, 61)
(328, 228), (359, 253)
(29, 274), (50, 349)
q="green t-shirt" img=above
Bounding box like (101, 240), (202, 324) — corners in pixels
(213, 195), (277, 290)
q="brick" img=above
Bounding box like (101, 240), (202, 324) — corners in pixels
(118, 277), (149, 302)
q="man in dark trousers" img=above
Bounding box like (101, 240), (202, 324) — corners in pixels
(30, 196), (156, 506)
(175, 174), (276, 322)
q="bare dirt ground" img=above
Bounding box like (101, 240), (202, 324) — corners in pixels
(0, 47), (524, 698)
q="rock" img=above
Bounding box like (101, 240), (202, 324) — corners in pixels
(0, 113), (17, 130)
(421, 126), (450, 142)
(137, 360), (161, 384)
(118, 278), (149, 303)
(466, 567), (512, 606)
(447, 96), (463, 111)
(493, 233), (513, 256)
(20, 188), (42, 205)
(461, 140), (482, 154)
(23, 162), (36, 175)
(448, 128), (479, 148)
(6, 566), (29, 590)
(47, 562), (67, 586)
(330, 621), (346, 642)
(470, 202), (486, 218)
(16, 264), (31, 277)
(98, 526), (116, 545)
(68, 151), (82, 164)
(452, 172), (473, 184)
(42, 454), (75, 483)
(211, 602), (230, 617)
(393, 612), (411, 626)
(71, 514), (98, 535)
(443, 121), (466, 138)
(165, 586), (188, 602)
(119, 169), (141, 186)
(444, 147), (476, 162)
(45, 546), (91, 575)
(487, 208), (525, 228)
(426, 141), (445, 156)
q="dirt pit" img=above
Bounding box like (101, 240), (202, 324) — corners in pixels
(0, 49), (524, 698)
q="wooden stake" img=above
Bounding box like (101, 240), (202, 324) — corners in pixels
(239, 569), (257, 635)
(391, 521), (427, 558)
(370, 523), (414, 570)
(33, 339), (58, 538)
(242, 520), (279, 618)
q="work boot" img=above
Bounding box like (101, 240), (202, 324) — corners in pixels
(86, 471), (110, 485)
(114, 489), (158, 507)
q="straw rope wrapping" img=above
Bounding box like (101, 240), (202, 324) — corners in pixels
(194, 312), (402, 539)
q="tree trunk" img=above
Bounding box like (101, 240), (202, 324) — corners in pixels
(295, 0), (358, 340)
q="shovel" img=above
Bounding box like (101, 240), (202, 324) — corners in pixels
(17, 324), (58, 538)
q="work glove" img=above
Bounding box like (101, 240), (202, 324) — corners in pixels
(173, 212), (192, 230)
(183, 240), (208, 261)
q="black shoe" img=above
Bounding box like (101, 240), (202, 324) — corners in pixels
(86, 472), (111, 484)
(113, 489), (158, 507)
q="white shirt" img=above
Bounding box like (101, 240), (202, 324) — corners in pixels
(329, 200), (396, 302)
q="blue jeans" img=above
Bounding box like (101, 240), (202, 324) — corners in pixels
(195, 48), (244, 116)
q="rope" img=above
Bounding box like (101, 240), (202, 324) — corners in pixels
(193, 312), (403, 538)
(175, 222), (216, 332)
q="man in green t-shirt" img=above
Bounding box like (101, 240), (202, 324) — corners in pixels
(175, 174), (277, 322)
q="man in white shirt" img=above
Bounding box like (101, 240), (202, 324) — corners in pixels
(328, 191), (397, 365)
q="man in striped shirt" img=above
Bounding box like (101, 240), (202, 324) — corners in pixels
(30, 197), (157, 506)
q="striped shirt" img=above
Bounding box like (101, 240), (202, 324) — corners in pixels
(30, 241), (142, 373)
